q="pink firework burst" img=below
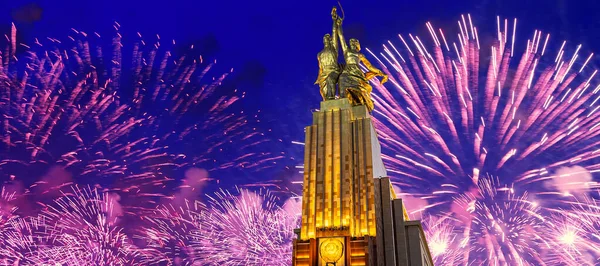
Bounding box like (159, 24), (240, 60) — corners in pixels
(0, 23), (279, 202)
(368, 14), (600, 264)
(196, 188), (300, 265)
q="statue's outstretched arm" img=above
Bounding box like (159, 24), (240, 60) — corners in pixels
(361, 54), (388, 84)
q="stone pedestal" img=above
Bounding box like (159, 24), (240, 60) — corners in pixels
(292, 99), (433, 266)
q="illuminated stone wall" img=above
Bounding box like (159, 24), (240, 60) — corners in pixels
(300, 99), (384, 240)
(293, 98), (432, 266)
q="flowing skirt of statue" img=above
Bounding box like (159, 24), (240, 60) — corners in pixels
(339, 64), (374, 111)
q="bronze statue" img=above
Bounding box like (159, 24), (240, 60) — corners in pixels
(336, 18), (388, 112)
(315, 7), (341, 100)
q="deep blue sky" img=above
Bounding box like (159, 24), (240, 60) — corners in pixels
(2, 0), (600, 187)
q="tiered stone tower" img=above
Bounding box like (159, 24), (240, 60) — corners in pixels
(291, 99), (433, 266)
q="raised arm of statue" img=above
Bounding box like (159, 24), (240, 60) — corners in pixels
(331, 7), (341, 54)
(332, 17), (339, 54)
(337, 18), (348, 54)
(360, 54), (388, 84)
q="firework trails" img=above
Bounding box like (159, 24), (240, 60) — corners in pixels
(0, 23), (289, 265)
(0, 23), (275, 196)
(1, 13), (600, 265)
(196, 188), (299, 265)
(369, 14), (600, 264)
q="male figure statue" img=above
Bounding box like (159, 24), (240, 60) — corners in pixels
(315, 7), (342, 100)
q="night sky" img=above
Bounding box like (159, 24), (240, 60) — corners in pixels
(2, 0), (600, 185)
(3, 1), (600, 264)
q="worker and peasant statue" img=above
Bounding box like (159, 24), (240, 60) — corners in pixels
(315, 6), (388, 112)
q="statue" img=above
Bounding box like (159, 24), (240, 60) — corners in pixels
(316, 6), (388, 111)
(336, 17), (388, 112)
(315, 7), (342, 100)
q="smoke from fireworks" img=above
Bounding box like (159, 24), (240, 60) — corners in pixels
(369, 14), (600, 264)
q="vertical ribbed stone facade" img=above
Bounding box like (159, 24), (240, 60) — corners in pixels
(292, 98), (433, 266)
(300, 99), (381, 240)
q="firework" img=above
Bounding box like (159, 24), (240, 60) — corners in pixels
(540, 194), (600, 265)
(134, 189), (300, 265)
(368, 14), (600, 263)
(0, 187), (64, 264)
(454, 177), (545, 264)
(0, 186), (17, 223)
(422, 215), (464, 265)
(36, 185), (143, 265)
(136, 200), (206, 265)
(0, 23), (282, 265)
(360, 15), (600, 264)
(0, 186), (25, 264)
(0, 216), (49, 265)
(0, 23), (277, 200)
(196, 188), (300, 265)
(0, 186), (137, 265)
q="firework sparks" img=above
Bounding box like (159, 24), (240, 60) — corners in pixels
(541, 194), (600, 265)
(136, 200), (206, 265)
(0, 24), (277, 200)
(0, 216), (53, 265)
(423, 215), (467, 265)
(0, 23), (282, 265)
(369, 14), (600, 264)
(37, 185), (143, 265)
(196, 188), (300, 265)
(0, 186), (25, 264)
(0, 186), (138, 265)
(0, 186), (17, 223)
